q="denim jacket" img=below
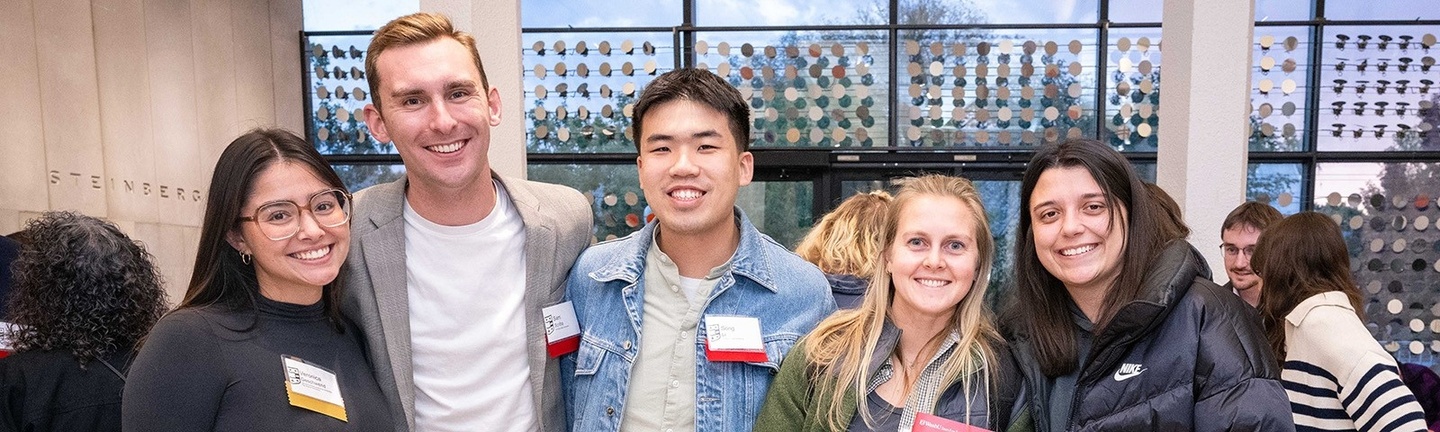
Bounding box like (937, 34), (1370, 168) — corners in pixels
(561, 209), (836, 432)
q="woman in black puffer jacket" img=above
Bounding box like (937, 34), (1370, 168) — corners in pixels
(1005, 139), (1295, 432)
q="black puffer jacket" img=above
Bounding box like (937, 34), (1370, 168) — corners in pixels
(1009, 241), (1295, 431)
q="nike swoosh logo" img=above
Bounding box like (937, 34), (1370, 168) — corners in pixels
(1114, 368), (1145, 381)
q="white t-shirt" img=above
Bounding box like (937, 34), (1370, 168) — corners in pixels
(403, 181), (536, 432)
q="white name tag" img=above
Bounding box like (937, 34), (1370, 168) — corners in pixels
(703, 315), (766, 362)
(282, 355), (347, 421)
(542, 301), (581, 357)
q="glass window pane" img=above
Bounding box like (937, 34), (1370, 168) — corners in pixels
(522, 0), (681, 28)
(737, 180), (814, 249)
(1247, 163), (1304, 214)
(898, 29), (1097, 147)
(1132, 162), (1156, 183)
(696, 0), (882, 26)
(975, 179), (1021, 308)
(332, 163), (406, 192)
(528, 163), (644, 243)
(900, 0), (1097, 25)
(1324, 1), (1440, 21)
(306, 34), (393, 155)
(1249, 27), (1309, 152)
(696, 31), (891, 148)
(304, 0), (416, 31)
(1104, 28), (1161, 151)
(1317, 25), (1438, 152)
(523, 33), (676, 153)
(1315, 162), (1440, 362)
(1255, 0), (1312, 22)
(1109, 0), (1163, 23)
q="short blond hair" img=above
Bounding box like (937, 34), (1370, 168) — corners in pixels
(794, 190), (892, 276)
(365, 12), (490, 111)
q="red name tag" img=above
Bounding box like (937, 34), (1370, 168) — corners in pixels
(912, 412), (991, 432)
(703, 315), (767, 363)
(543, 302), (581, 357)
(703, 340), (768, 362)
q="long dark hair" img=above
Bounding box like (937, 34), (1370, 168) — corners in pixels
(1252, 211), (1362, 365)
(5, 211), (169, 365)
(1012, 139), (1170, 377)
(181, 128), (347, 330)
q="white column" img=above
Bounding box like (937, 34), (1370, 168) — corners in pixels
(421, 0), (526, 179)
(1157, 0), (1255, 280)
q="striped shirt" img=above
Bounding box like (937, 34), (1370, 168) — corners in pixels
(1281, 291), (1428, 432)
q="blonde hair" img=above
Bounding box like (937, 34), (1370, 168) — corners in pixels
(803, 174), (1000, 430)
(795, 190), (893, 275)
(365, 12), (490, 111)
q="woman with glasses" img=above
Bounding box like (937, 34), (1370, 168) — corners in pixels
(123, 129), (392, 431)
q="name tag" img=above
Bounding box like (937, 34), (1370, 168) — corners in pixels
(703, 315), (767, 362)
(543, 301), (581, 357)
(913, 412), (991, 432)
(282, 355), (347, 422)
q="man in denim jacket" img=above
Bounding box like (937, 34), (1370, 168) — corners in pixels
(561, 68), (835, 431)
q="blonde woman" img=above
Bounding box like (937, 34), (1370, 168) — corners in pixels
(757, 175), (1020, 431)
(795, 190), (893, 309)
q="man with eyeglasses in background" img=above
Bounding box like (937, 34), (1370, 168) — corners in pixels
(1218, 202), (1284, 307)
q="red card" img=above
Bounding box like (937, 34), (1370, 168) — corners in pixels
(703, 340), (768, 363)
(912, 412), (991, 432)
(547, 334), (579, 357)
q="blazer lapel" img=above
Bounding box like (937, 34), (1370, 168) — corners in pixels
(495, 175), (563, 428)
(355, 179), (418, 425)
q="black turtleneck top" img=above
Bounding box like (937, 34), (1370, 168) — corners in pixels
(122, 296), (392, 431)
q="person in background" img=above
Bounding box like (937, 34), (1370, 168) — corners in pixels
(351, 12), (593, 431)
(755, 174), (1021, 431)
(1143, 182), (1191, 240)
(0, 235), (19, 321)
(1219, 202), (1283, 307)
(1396, 362), (1440, 430)
(794, 190), (893, 309)
(123, 129), (392, 431)
(1006, 139), (1293, 431)
(1253, 211), (1428, 431)
(561, 68), (835, 432)
(1, 211), (168, 432)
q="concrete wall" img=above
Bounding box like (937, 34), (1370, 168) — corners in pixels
(0, 0), (304, 302)
(1158, 0), (1256, 280)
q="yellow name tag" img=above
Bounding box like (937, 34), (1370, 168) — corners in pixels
(282, 355), (347, 422)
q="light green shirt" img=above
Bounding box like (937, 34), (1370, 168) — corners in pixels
(620, 234), (726, 432)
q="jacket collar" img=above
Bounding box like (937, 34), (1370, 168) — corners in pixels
(1100, 240), (1209, 337)
(1080, 240), (1209, 384)
(586, 207), (781, 293)
(1284, 291), (1354, 327)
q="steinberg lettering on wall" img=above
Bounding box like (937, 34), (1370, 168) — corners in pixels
(49, 170), (204, 203)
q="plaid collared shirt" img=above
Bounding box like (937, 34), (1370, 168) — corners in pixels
(867, 330), (964, 431)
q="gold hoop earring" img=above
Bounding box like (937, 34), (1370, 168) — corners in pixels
(240, 252), (252, 265)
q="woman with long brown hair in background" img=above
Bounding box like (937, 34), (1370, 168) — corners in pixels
(1253, 211), (1427, 431)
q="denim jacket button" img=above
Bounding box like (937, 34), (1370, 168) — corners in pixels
(623, 340), (632, 350)
(606, 406), (615, 416)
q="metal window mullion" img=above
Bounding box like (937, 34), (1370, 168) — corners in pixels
(887, 0), (900, 148)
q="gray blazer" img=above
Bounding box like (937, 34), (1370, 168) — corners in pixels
(342, 174), (593, 432)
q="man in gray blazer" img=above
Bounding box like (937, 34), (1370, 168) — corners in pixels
(349, 12), (592, 432)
